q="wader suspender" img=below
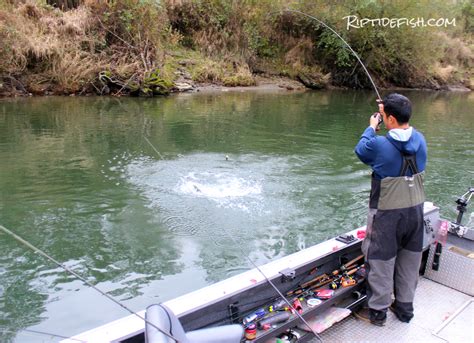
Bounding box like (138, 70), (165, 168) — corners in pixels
(399, 152), (419, 176)
(386, 133), (420, 176)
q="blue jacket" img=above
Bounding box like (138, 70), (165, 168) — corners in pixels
(355, 126), (427, 179)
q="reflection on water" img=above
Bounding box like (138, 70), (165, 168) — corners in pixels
(0, 90), (472, 341)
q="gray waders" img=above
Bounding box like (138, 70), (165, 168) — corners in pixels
(362, 153), (425, 321)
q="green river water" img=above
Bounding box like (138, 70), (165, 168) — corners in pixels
(0, 90), (473, 342)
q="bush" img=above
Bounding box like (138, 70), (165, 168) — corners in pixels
(192, 59), (225, 83)
(222, 65), (256, 87)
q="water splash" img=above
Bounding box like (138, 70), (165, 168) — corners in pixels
(124, 153), (289, 238)
(176, 172), (262, 200)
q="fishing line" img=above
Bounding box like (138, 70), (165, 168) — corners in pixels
(108, 98), (165, 160)
(144, 136), (164, 160)
(0, 225), (179, 342)
(275, 9), (383, 101)
(223, 229), (324, 342)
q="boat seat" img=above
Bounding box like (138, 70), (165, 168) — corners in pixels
(145, 303), (244, 343)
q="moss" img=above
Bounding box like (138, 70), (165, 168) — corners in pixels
(143, 69), (174, 95)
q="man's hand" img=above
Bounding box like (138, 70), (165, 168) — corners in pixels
(378, 102), (384, 114)
(370, 112), (382, 131)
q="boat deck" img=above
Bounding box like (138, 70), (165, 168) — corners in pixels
(316, 277), (473, 342)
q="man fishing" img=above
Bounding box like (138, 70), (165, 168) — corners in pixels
(354, 93), (427, 326)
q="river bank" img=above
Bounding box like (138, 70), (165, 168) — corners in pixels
(2, 80), (470, 98)
(0, 75), (307, 97)
(1, 73), (471, 98)
(193, 77), (472, 94)
(0, 1), (472, 98)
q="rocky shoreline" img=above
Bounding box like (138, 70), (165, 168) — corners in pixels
(0, 74), (470, 98)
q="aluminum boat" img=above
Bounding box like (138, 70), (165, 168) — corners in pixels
(63, 189), (474, 343)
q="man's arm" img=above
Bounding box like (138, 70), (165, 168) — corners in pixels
(355, 126), (378, 165)
(354, 113), (382, 165)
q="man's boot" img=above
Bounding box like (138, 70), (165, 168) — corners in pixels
(354, 307), (387, 326)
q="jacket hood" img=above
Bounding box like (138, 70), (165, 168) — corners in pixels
(386, 127), (422, 154)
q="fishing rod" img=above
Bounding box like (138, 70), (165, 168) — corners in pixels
(222, 229), (324, 342)
(0, 225), (179, 342)
(1, 328), (86, 343)
(277, 9), (383, 101)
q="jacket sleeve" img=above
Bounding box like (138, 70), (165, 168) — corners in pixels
(354, 127), (378, 165)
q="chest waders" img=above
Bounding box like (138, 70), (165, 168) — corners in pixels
(362, 152), (425, 322)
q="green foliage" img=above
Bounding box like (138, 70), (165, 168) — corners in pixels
(102, 0), (167, 50)
(222, 66), (256, 87)
(459, 0), (474, 32)
(317, 31), (353, 68)
(284, 0), (466, 88)
(166, 0), (471, 89)
(191, 60), (224, 83)
(243, 22), (277, 58)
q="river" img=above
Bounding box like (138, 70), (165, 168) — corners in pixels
(0, 90), (472, 342)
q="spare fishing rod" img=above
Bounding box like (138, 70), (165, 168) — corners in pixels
(222, 229), (324, 342)
(277, 8), (383, 102)
(0, 225), (179, 342)
(1, 328), (86, 343)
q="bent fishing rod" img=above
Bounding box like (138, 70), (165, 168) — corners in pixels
(278, 9), (382, 102)
(0, 225), (179, 342)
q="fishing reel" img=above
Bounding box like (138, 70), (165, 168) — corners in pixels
(449, 187), (474, 239)
(372, 112), (383, 131)
(454, 187), (473, 225)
